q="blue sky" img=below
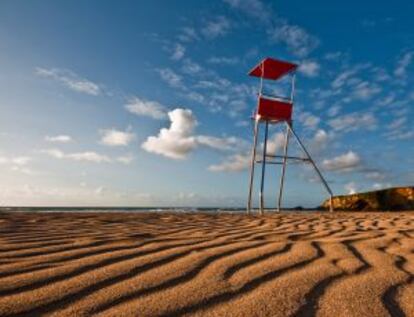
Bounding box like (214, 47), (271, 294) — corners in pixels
(0, 0), (413, 207)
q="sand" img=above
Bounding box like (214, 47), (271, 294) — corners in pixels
(0, 211), (413, 317)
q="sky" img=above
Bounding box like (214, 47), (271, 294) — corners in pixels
(0, 0), (413, 207)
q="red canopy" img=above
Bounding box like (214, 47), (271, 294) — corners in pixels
(248, 57), (297, 80)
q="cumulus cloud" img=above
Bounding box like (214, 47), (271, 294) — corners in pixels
(201, 16), (231, 39)
(45, 135), (73, 143)
(141, 108), (198, 160)
(35, 67), (101, 95)
(322, 151), (361, 172)
(42, 149), (111, 163)
(125, 97), (167, 120)
(298, 61), (320, 77)
(141, 108), (246, 160)
(100, 128), (135, 147)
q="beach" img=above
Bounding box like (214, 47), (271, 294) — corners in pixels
(0, 211), (413, 317)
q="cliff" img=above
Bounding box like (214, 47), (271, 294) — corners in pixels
(321, 186), (414, 211)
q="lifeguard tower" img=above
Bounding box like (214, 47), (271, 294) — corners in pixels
(247, 57), (333, 214)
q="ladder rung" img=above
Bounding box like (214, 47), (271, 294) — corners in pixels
(255, 160), (283, 165)
(265, 154), (310, 161)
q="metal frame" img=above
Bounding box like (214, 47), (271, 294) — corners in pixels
(246, 65), (333, 214)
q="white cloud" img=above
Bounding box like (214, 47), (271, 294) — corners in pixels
(100, 128), (135, 147)
(35, 67), (101, 95)
(208, 152), (250, 172)
(45, 135), (73, 143)
(328, 112), (377, 132)
(157, 68), (184, 89)
(0, 156), (31, 166)
(269, 22), (319, 57)
(141, 108), (198, 160)
(42, 149), (111, 163)
(125, 97), (167, 120)
(394, 51), (412, 77)
(201, 16), (231, 39)
(322, 151), (361, 172)
(178, 27), (199, 42)
(116, 155), (134, 165)
(298, 60), (320, 77)
(299, 112), (320, 129)
(171, 43), (185, 60)
(388, 117), (406, 130)
(344, 181), (358, 194)
(181, 59), (202, 75)
(266, 132), (285, 155)
(331, 69), (358, 89)
(196, 135), (245, 151)
(207, 131), (286, 173)
(309, 129), (331, 154)
(352, 81), (381, 100)
(208, 56), (239, 65)
(223, 0), (269, 21)
(141, 108), (246, 160)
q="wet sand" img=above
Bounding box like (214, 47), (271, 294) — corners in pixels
(0, 211), (413, 317)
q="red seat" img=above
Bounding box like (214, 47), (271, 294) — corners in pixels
(256, 97), (292, 121)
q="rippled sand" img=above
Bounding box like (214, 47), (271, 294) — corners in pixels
(0, 211), (413, 317)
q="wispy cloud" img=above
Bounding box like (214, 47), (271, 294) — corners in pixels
(35, 67), (101, 95)
(42, 149), (111, 163)
(0, 156), (31, 166)
(45, 135), (73, 143)
(208, 152), (250, 172)
(157, 68), (184, 89)
(207, 56), (239, 65)
(201, 16), (231, 39)
(171, 43), (186, 60)
(268, 21), (320, 57)
(125, 97), (167, 119)
(394, 51), (412, 78)
(100, 128), (135, 147)
(223, 0), (270, 21)
(177, 27), (199, 42)
(116, 154), (134, 165)
(329, 112), (377, 132)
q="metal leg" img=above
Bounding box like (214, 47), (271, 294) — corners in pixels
(259, 121), (269, 215)
(247, 119), (260, 214)
(277, 122), (290, 212)
(286, 123), (334, 212)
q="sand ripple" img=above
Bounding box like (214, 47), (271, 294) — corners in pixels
(0, 211), (413, 317)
